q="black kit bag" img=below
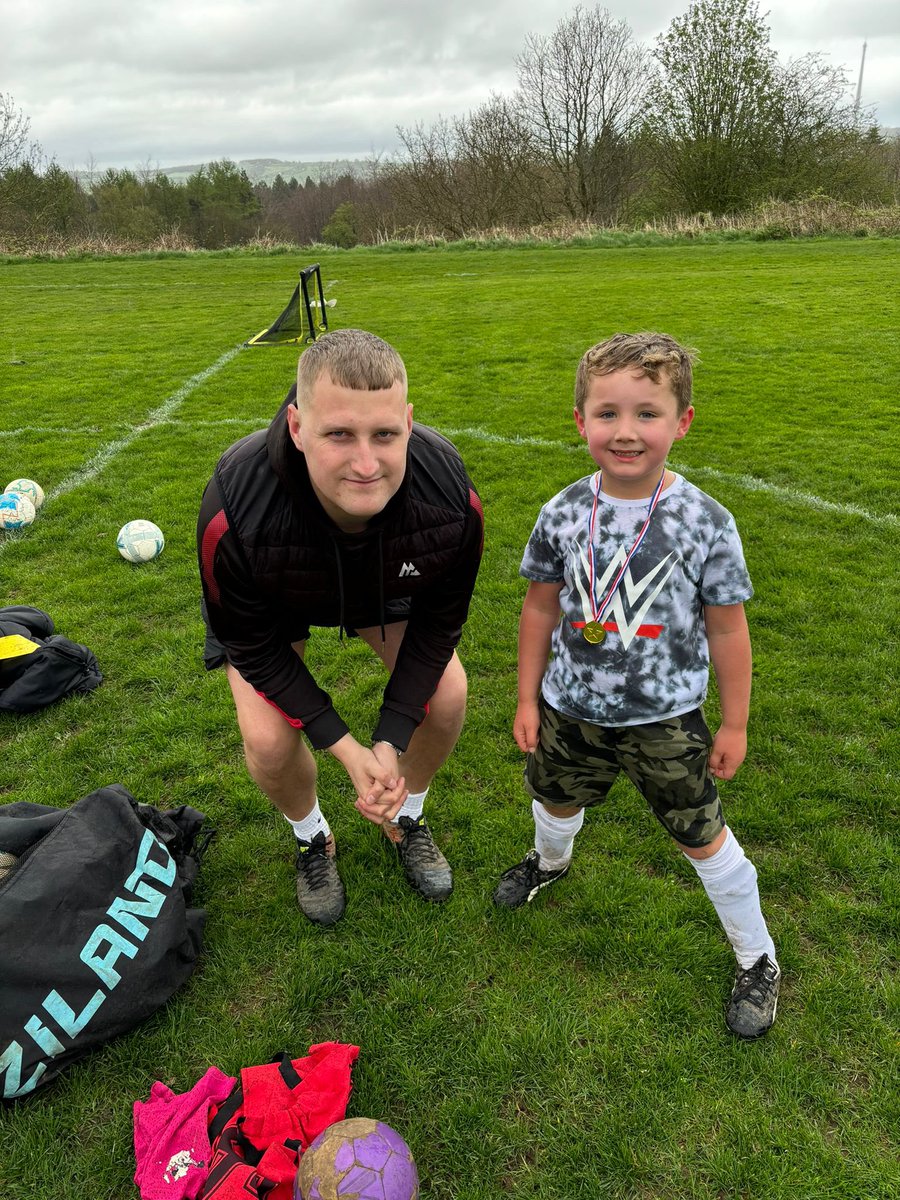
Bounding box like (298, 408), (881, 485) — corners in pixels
(0, 784), (212, 1099)
(0, 606), (102, 713)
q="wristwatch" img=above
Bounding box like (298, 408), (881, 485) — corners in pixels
(373, 739), (403, 756)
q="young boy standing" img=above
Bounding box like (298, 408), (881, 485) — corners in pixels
(493, 332), (780, 1039)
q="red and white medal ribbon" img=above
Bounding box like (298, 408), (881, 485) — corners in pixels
(586, 469), (667, 631)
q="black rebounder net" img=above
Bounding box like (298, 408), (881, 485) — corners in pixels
(245, 264), (329, 346)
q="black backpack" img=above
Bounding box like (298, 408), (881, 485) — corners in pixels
(0, 606), (102, 713)
(0, 784), (211, 1099)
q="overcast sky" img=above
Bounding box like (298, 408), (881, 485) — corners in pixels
(2, 0), (897, 171)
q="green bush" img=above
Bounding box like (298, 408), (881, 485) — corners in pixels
(322, 202), (359, 248)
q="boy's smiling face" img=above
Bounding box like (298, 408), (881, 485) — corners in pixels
(575, 369), (694, 499)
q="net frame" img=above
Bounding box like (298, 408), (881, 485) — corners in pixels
(245, 264), (329, 346)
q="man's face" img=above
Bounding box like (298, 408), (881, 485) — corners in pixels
(575, 369), (693, 499)
(287, 371), (413, 531)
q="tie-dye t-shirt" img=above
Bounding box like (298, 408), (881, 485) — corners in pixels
(520, 473), (752, 727)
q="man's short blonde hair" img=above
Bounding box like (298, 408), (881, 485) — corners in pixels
(296, 328), (407, 406)
(575, 332), (697, 416)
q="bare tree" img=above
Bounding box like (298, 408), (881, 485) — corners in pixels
(394, 117), (471, 236)
(515, 5), (650, 220)
(882, 131), (900, 202)
(392, 98), (544, 237)
(0, 93), (42, 173)
(452, 95), (543, 228)
(766, 55), (877, 198)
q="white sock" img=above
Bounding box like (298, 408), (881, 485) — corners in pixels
(533, 799), (584, 869)
(686, 828), (777, 969)
(285, 801), (330, 843)
(392, 788), (428, 825)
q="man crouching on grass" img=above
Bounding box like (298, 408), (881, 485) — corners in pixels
(198, 328), (484, 926)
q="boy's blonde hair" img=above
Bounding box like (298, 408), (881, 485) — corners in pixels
(296, 328), (407, 406)
(575, 332), (697, 416)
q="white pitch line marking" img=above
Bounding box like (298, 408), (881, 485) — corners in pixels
(438, 426), (900, 531)
(1, 413), (896, 536)
(0, 416), (259, 438)
(46, 347), (241, 503)
(0, 347), (241, 558)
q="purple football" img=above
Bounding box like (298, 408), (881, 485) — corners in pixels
(295, 1117), (419, 1200)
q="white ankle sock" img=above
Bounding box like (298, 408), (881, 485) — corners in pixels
(685, 828), (777, 969)
(285, 801), (330, 843)
(392, 789), (428, 825)
(533, 800), (584, 869)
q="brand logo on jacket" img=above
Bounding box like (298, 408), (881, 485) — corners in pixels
(398, 562), (420, 577)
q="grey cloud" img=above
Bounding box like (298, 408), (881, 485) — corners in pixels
(3, 0), (898, 169)
(771, 0), (900, 40)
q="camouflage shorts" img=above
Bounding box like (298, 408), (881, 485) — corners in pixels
(524, 698), (724, 848)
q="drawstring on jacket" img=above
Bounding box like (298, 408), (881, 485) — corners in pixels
(333, 542), (346, 641)
(377, 530), (386, 649)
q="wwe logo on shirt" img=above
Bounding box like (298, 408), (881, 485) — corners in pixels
(573, 545), (678, 649)
(399, 562), (421, 578)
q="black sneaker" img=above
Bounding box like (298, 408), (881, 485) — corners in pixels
(492, 849), (569, 908)
(295, 832), (345, 926)
(726, 953), (781, 1039)
(385, 816), (453, 902)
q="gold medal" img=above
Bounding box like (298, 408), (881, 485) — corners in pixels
(581, 468), (666, 650)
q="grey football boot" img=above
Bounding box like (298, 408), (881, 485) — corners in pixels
(385, 816), (453, 901)
(295, 832), (346, 926)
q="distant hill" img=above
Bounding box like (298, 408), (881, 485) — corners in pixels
(160, 158), (372, 185)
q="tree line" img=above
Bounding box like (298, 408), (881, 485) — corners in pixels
(2, 0), (898, 253)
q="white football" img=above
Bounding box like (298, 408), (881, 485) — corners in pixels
(0, 492), (36, 529)
(5, 478), (44, 509)
(117, 519), (165, 562)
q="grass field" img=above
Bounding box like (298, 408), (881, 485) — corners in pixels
(1, 239), (898, 1200)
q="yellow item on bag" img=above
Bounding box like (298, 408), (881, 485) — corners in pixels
(0, 634), (39, 661)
